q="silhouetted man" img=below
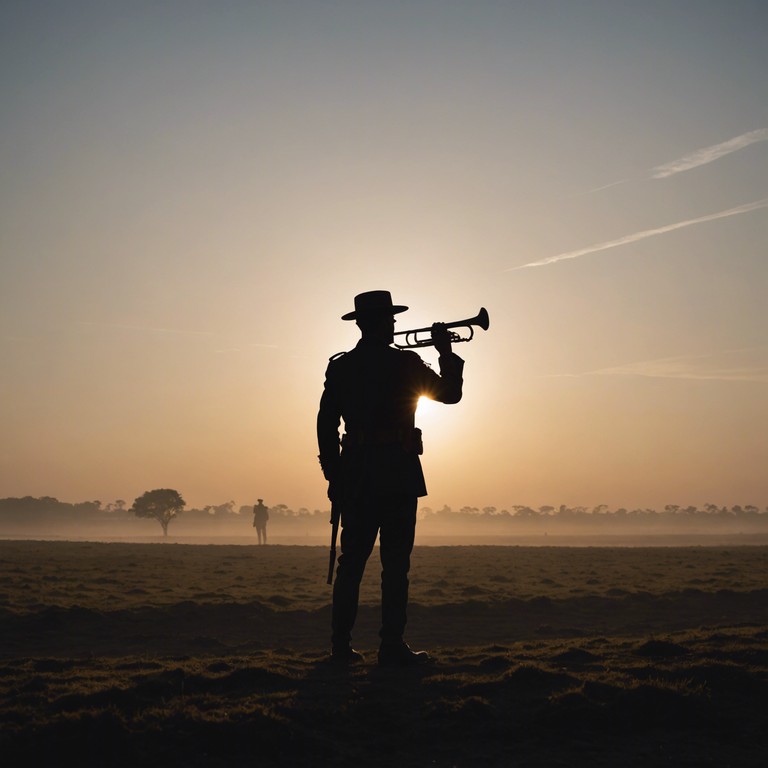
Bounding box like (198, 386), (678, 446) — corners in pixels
(252, 499), (269, 545)
(317, 290), (464, 665)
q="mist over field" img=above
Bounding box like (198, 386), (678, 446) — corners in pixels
(2, 496), (767, 546)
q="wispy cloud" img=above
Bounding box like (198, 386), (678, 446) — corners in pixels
(549, 347), (768, 384)
(509, 197), (768, 270)
(583, 128), (768, 194)
(78, 322), (281, 353)
(581, 178), (632, 195)
(214, 343), (279, 354)
(652, 129), (768, 179)
(77, 321), (214, 337)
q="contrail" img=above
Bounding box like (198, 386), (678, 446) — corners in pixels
(215, 343), (279, 353)
(545, 346), (768, 384)
(652, 128), (768, 179)
(509, 197), (768, 270)
(580, 178), (631, 195)
(77, 321), (214, 336)
(583, 129), (768, 194)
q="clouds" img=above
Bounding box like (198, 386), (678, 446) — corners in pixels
(510, 197), (768, 270)
(77, 321), (279, 353)
(651, 129), (768, 179)
(553, 347), (768, 384)
(214, 343), (279, 354)
(77, 321), (215, 337)
(510, 128), (768, 270)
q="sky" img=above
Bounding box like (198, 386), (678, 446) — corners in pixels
(1, 1), (767, 514)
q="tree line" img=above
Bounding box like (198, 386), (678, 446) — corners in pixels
(1, 495), (767, 537)
(420, 503), (768, 520)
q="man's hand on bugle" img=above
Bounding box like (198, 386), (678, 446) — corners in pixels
(431, 322), (453, 357)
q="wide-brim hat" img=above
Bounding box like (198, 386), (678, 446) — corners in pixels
(342, 290), (409, 321)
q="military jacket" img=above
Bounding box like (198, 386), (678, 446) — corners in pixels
(317, 338), (464, 499)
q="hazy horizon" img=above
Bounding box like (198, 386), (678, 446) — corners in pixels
(2, 2), (767, 512)
(3, 493), (766, 550)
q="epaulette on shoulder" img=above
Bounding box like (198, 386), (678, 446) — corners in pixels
(328, 351), (347, 362)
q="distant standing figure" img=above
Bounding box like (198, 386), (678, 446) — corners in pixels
(252, 499), (269, 545)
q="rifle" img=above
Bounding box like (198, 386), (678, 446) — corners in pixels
(327, 502), (340, 585)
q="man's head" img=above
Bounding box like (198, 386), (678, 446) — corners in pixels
(342, 291), (408, 345)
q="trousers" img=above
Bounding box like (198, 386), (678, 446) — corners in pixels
(331, 494), (417, 646)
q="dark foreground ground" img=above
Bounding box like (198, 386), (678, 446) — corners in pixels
(1, 541), (767, 766)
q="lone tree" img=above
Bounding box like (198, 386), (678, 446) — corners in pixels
(131, 489), (185, 537)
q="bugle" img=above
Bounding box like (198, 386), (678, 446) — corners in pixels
(393, 307), (489, 349)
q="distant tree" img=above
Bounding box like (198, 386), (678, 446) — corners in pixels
(73, 500), (103, 519)
(131, 489), (185, 537)
(209, 501), (236, 516)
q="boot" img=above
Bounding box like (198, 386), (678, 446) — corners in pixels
(331, 645), (365, 664)
(377, 640), (430, 667)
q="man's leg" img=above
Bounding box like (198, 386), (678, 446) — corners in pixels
(331, 508), (378, 651)
(377, 496), (429, 665)
(378, 496), (417, 643)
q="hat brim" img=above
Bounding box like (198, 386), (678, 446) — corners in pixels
(342, 305), (409, 321)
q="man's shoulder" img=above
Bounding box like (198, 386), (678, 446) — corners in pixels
(324, 348), (358, 381)
(324, 347), (354, 373)
(390, 346), (430, 368)
(326, 344), (424, 368)
(393, 347), (422, 361)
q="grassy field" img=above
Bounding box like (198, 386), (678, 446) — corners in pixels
(1, 541), (767, 766)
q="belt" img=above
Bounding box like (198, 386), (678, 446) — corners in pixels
(342, 427), (417, 447)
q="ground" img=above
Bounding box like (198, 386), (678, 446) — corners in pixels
(1, 541), (766, 766)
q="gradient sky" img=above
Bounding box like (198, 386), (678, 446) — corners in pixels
(2, 1), (767, 513)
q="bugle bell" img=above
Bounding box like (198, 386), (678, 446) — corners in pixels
(393, 307), (490, 349)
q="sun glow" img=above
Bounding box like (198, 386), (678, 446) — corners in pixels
(416, 395), (440, 425)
